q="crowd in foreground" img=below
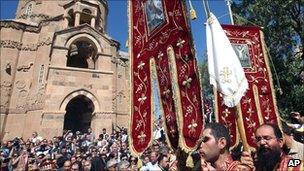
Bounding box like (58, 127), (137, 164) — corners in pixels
(0, 111), (303, 171)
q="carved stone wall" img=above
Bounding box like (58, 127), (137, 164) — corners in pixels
(0, 81), (12, 112)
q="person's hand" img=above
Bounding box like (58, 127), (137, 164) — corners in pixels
(241, 151), (254, 169)
(201, 158), (216, 171)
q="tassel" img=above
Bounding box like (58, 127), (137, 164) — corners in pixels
(186, 153), (194, 168)
(188, 0), (197, 20)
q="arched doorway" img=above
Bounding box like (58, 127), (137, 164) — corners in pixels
(63, 95), (94, 133)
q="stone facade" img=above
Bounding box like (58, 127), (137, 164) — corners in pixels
(0, 0), (129, 140)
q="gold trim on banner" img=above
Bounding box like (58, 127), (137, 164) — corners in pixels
(253, 85), (264, 125)
(128, 0), (137, 157)
(128, 0), (153, 157)
(149, 58), (157, 152)
(259, 31), (282, 129)
(167, 46), (186, 151)
(150, 58), (175, 151)
(167, 46), (200, 153)
(236, 104), (256, 152)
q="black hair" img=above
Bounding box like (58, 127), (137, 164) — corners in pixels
(56, 156), (68, 168)
(204, 122), (231, 150)
(158, 154), (168, 163)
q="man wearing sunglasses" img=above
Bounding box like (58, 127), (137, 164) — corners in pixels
(199, 123), (252, 171)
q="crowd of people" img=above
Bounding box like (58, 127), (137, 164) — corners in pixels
(0, 111), (303, 171)
(0, 126), (178, 171)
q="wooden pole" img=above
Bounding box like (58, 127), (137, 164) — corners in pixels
(236, 104), (250, 151)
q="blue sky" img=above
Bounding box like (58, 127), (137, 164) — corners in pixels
(0, 0), (231, 62)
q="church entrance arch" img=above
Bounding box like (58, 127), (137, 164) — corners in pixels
(63, 95), (94, 133)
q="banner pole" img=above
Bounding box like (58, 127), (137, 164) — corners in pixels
(236, 104), (250, 151)
(202, 0), (211, 19)
(226, 0), (234, 25)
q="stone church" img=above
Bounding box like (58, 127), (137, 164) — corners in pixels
(0, 0), (129, 140)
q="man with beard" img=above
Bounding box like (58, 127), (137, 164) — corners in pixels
(242, 123), (302, 171)
(199, 123), (252, 170)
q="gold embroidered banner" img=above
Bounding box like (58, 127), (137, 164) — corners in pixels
(215, 25), (281, 150)
(129, 0), (204, 155)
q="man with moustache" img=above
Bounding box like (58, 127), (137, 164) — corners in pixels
(242, 123), (303, 171)
(199, 122), (252, 171)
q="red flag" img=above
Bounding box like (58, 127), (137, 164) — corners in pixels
(215, 25), (281, 150)
(129, 0), (204, 155)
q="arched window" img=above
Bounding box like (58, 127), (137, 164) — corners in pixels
(67, 41), (97, 69)
(80, 9), (92, 25)
(25, 3), (33, 16)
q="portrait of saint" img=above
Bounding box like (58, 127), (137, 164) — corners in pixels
(232, 44), (251, 68)
(145, 0), (165, 32)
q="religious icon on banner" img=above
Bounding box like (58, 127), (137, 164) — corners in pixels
(215, 25), (281, 150)
(231, 44), (251, 68)
(144, 0), (165, 32)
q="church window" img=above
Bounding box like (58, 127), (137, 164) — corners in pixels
(80, 9), (92, 25)
(67, 41), (97, 69)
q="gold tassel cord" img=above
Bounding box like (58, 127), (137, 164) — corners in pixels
(188, 0), (197, 20)
(186, 153), (194, 168)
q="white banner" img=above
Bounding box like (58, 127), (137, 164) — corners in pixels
(206, 13), (248, 107)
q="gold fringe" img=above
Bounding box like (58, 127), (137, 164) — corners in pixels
(128, 0), (153, 157)
(167, 46), (201, 153)
(150, 58), (176, 151)
(259, 31), (282, 129)
(253, 85), (264, 125)
(149, 58), (157, 153)
(128, 0), (137, 157)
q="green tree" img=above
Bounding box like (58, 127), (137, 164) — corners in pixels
(199, 54), (215, 123)
(232, 0), (304, 118)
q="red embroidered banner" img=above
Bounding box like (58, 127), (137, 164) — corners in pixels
(129, 0), (204, 155)
(215, 25), (281, 150)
